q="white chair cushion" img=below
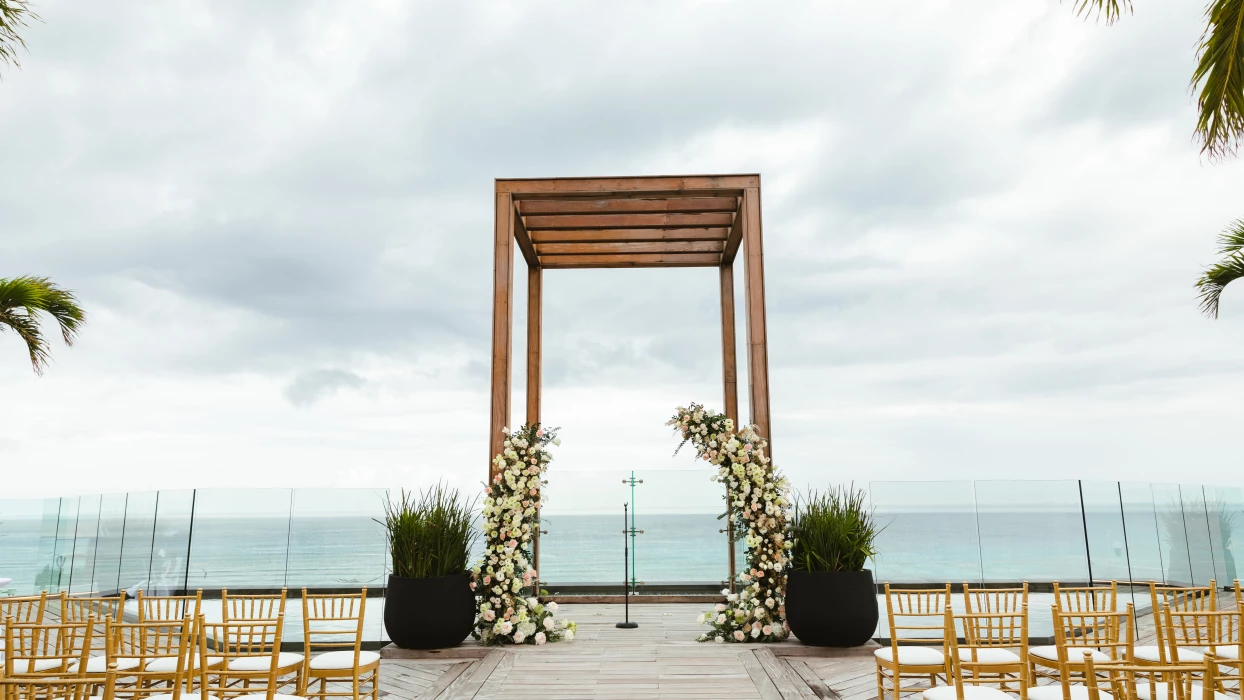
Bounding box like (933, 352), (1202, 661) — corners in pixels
(1208, 645), (1240, 660)
(1134, 683), (1231, 700)
(227, 652), (304, 671)
(1030, 645), (1111, 663)
(308, 650), (380, 670)
(1132, 646), (1204, 663)
(957, 648), (1021, 664)
(145, 655), (221, 671)
(874, 646), (946, 665)
(235, 695), (309, 700)
(69, 656), (142, 673)
(9, 659), (67, 672)
(1027, 685), (1100, 700)
(144, 693), (222, 700)
(924, 685), (1014, 700)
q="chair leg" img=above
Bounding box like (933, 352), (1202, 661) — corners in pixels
(893, 669), (902, 700)
(876, 665), (885, 700)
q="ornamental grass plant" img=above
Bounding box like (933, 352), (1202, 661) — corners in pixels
(380, 483), (478, 579)
(790, 484), (880, 573)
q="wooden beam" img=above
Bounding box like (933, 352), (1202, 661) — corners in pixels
(530, 228), (729, 244)
(523, 212), (733, 230)
(741, 186), (771, 451)
(496, 174), (760, 194)
(489, 192), (515, 481)
(719, 264), (739, 595)
(513, 206), (538, 268)
(721, 196), (744, 265)
(540, 253), (721, 269)
(517, 197), (738, 216)
(535, 241), (724, 256)
(526, 266), (542, 426)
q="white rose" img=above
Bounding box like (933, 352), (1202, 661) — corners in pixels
(513, 631), (526, 643)
(535, 632), (547, 645)
(715, 603), (726, 612)
(543, 617), (554, 631)
(564, 630), (574, 641)
(548, 601), (558, 613)
(552, 437), (561, 446)
(716, 614), (726, 624)
(751, 627), (761, 638)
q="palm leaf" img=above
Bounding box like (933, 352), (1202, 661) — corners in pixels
(1068, 0), (1133, 25)
(0, 276), (87, 374)
(0, 0), (37, 76)
(1196, 219), (1244, 317)
(1192, 0), (1244, 159)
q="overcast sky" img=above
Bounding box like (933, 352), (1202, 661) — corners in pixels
(2, 0), (1243, 504)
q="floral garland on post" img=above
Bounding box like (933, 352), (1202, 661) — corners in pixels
(668, 403), (792, 643)
(471, 423), (576, 645)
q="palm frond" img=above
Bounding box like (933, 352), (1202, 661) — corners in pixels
(1196, 221), (1244, 317)
(1068, 0), (1133, 25)
(0, 276), (87, 374)
(1192, 0), (1244, 159)
(0, 0), (38, 76)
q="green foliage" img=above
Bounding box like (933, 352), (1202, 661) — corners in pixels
(790, 485), (881, 573)
(1196, 218), (1244, 317)
(379, 483), (478, 579)
(0, 0), (37, 76)
(1068, 0), (1133, 25)
(0, 276), (86, 374)
(1192, 0), (1244, 159)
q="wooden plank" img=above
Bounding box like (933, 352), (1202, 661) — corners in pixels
(534, 241), (724, 256)
(530, 228), (729, 244)
(741, 649), (784, 700)
(518, 196), (738, 215)
(523, 212), (734, 230)
(720, 264), (739, 593)
(441, 649), (505, 699)
(415, 660), (473, 699)
(495, 174), (760, 194)
(755, 647), (816, 699)
(786, 658), (841, 700)
(380, 644), (492, 660)
(742, 186), (772, 449)
(526, 264), (542, 578)
(512, 208), (538, 269)
(539, 253), (721, 269)
(488, 192), (514, 481)
(721, 197), (745, 265)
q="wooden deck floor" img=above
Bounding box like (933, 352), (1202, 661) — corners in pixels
(378, 598), (1240, 700)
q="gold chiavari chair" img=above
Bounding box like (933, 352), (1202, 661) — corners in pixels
(1027, 604), (1136, 698)
(1029, 581), (1120, 678)
(221, 590), (303, 691)
(63, 595), (126, 625)
(959, 583), (1029, 672)
(113, 615), (200, 693)
(0, 593), (58, 664)
(1136, 582), (1219, 664)
(299, 590), (377, 700)
(1083, 652), (1228, 700)
(0, 666), (119, 700)
(875, 583), (954, 700)
(195, 616), (296, 700)
(3, 617), (96, 678)
(1165, 608), (1242, 693)
(923, 604), (1031, 700)
(136, 592), (203, 623)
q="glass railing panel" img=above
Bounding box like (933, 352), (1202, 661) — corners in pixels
(975, 480), (1088, 583)
(1119, 483), (1165, 585)
(187, 489), (292, 590)
(148, 490), (194, 594)
(1080, 481), (1131, 583)
(539, 470), (631, 585)
(629, 469), (730, 587)
(868, 481), (982, 584)
(34, 498), (64, 593)
(1151, 483), (1194, 585)
(117, 492), (157, 595)
(45, 497), (81, 593)
(1176, 485), (1216, 587)
(0, 498), (47, 596)
(1207, 485), (1243, 585)
(286, 489), (387, 590)
(67, 495), (102, 594)
(90, 493), (128, 595)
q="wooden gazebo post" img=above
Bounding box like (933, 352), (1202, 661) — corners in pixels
(488, 175), (772, 587)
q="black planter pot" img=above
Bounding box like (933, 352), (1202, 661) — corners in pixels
(384, 572), (476, 650)
(785, 569), (878, 647)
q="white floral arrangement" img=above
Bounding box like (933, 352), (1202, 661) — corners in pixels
(471, 423), (576, 645)
(668, 403), (792, 643)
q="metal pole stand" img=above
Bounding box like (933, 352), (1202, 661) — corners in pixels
(616, 502), (638, 629)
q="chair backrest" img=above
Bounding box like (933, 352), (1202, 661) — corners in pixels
(1149, 580), (1217, 615)
(3, 617), (97, 678)
(1053, 580), (1118, 613)
(0, 668), (118, 700)
(110, 616), (196, 696)
(1052, 602), (1134, 664)
(1164, 607), (1240, 655)
(301, 589), (366, 659)
(62, 595), (125, 625)
(136, 590), (203, 622)
(1083, 653), (1221, 700)
(882, 583), (953, 650)
(195, 616), (284, 700)
(0, 594), (49, 627)
(962, 581), (1028, 616)
(943, 604), (1030, 700)
(222, 589), (287, 623)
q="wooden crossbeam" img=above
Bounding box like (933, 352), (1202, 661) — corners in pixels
(496, 174), (759, 195)
(523, 212), (733, 230)
(721, 197), (744, 265)
(535, 241), (724, 256)
(517, 197), (738, 216)
(530, 228), (729, 244)
(540, 253), (721, 269)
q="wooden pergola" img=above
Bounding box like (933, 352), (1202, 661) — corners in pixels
(489, 174), (773, 473)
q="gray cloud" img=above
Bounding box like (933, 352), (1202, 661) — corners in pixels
(283, 369), (366, 407)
